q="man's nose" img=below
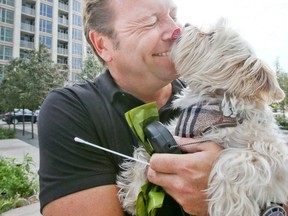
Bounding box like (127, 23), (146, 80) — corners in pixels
(171, 27), (181, 40)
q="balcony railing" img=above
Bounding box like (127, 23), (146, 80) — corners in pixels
(57, 47), (68, 55)
(22, 6), (35, 16)
(20, 40), (34, 49)
(21, 23), (35, 32)
(58, 17), (68, 26)
(58, 32), (68, 40)
(59, 2), (68, 11)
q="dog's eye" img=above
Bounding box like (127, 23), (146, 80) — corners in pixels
(209, 32), (215, 42)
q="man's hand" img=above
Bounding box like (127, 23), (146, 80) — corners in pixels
(147, 140), (222, 216)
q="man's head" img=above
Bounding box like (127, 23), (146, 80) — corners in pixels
(83, 0), (181, 88)
(83, 0), (116, 65)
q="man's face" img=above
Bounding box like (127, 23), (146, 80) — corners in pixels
(108, 0), (180, 84)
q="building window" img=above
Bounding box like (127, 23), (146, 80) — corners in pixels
(0, 7), (14, 24)
(72, 14), (82, 27)
(39, 35), (52, 49)
(72, 42), (82, 55)
(72, 28), (82, 41)
(72, 57), (82, 69)
(73, 0), (81, 13)
(0, 0), (14, 6)
(0, 45), (12, 60)
(40, 3), (53, 18)
(0, 26), (13, 42)
(39, 19), (52, 33)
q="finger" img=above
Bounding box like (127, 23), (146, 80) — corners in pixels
(147, 168), (208, 215)
(149, 153), (197, 174)
(147, 168), (195, 194)
(180, 140), (223, 153)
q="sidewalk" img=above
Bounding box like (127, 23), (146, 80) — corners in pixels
(0, 139), (41, 216)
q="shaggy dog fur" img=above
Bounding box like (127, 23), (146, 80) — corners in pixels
(117, 20), (288, 216)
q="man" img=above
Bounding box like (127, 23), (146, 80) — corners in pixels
(38, 0), (222, 215)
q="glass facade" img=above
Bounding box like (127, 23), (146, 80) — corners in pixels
(39, 35), (52, 49)
(0, 0), (14, 7)
(39, 19), (52, 33)
(72, 28), (82, 41)
(0, 26), (13, 42)
(0, 7), (13, 24)
(0, 45), (12, 60)
(72, 42), (82, 55)
(40, 3), (53, 18)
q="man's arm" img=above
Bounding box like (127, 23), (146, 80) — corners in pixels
(42, 185), (125, 216)
(284, 204), (288, 214)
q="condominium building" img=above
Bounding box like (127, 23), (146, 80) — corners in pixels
(0, 0), (87, 83)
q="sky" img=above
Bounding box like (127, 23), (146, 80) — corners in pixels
(174, 0), (288, 72)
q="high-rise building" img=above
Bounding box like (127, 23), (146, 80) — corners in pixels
(0, 0), (87, 83)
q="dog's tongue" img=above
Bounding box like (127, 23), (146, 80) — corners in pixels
(172, 28), (181, 40)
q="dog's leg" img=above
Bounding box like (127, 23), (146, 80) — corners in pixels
(117, 146), (150, 215)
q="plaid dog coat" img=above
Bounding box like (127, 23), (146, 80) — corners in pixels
(175, 103), (238, 138)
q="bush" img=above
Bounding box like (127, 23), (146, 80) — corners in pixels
(0, 154), (38, 213)
(0, 127), (15, 139)
(275, 115), (288, 130)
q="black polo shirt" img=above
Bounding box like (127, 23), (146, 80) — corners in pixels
(38, 70), (186, 215)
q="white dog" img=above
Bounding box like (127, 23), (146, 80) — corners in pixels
(117, 20), (288, 216)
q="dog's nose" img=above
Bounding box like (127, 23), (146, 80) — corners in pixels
(184, 23), (191, 27)
(171, 27), (181, 40)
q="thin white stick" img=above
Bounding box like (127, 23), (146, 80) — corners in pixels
(74, 137), (150, 166)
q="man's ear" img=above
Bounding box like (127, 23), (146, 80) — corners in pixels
(89, 31), (112, 62)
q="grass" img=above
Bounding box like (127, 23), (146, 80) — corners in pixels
(0, 127), (15, 139)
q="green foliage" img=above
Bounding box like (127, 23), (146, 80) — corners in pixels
(274, 58), (288, 112)
(0, 127), (15, 139)
(0, 45), (67, 112)
(79, 53), (104, 82)
(276, 115), (288, 130)
(0, 154), (38, 213)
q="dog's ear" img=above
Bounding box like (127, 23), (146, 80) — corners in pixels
(249, 59), (285, 102)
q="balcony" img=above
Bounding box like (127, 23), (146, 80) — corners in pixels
(57, 47), (68, 55)
(59, 2), (68, 11)
(58, 17), (68, 26)
(22, 6), (35, 16)
(20, 40), (34, 49)
(21, 23), (35, 32)
(58, 32), (68, 40)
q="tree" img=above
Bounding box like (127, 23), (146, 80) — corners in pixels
(0, 45), (67, 137)
(79, 53), (104, 82)
(274, 58), (288, 117)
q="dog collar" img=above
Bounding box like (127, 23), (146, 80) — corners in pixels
(175, 103), (241, 138)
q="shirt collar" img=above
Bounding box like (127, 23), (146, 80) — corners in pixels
(95, 69), (185, 116)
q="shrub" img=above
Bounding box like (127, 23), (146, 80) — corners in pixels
(0, 154), (38, 213)
(0, 127), (15, 139)
(276, 115), (288, 130)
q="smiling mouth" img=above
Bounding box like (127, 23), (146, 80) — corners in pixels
(152, 52), (170, 57)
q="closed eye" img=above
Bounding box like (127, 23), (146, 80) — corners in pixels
(144, 17), (158, 28)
